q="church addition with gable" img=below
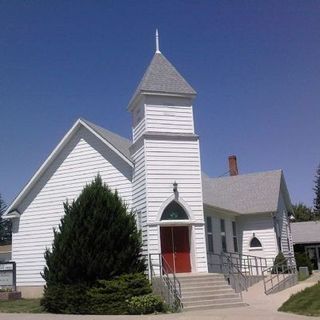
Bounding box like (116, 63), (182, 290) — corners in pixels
(4, 35), (295, 300)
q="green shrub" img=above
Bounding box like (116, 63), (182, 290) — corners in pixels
(127, 294), (164, 314)
(295, 252), (313, 275)
(41, 273), (152, 315)
(40, 284), (89, 314)
(41, 176), (147, 314)
(272, 252), (288, 273)
(87, 273), (152, 315)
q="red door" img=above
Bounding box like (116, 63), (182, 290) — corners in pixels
(160, 226), (191, 273)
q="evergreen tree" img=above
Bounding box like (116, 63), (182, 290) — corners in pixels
(314, 163), (320, 219)
(292, 203), (313, 222)
(42, 175), (145, 286)
(0, 194), (11, 245)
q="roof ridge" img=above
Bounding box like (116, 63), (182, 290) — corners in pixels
(81, 118), (131, 144)
(81, 118), (132, 161)
(203, 169), (282, 181)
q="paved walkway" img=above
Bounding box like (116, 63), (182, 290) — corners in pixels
(0, 274), (320, 320)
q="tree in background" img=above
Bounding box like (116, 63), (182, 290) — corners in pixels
(0, 194), (12, 245)
(313, 163), (320, 219)
(292, 203), (313, 222)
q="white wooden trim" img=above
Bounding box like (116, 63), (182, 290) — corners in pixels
(148, 220), (204, 226)
(80, 120), (133, 167)
(155, 194), (196, 222)
(4, 119), (133, 217)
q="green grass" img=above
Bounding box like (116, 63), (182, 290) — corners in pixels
(279, 282), (320, 316)
(0, 299), (44, 313)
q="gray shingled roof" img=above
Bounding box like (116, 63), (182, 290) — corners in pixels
(202, 170), (283, 214)
(82, 120), (286, 216)
(82, 119), (132, 161)
(291, 221), (320, 244)
(129, 52), (196, 106)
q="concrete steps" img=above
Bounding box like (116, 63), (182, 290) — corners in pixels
(177, 273), (247, 311)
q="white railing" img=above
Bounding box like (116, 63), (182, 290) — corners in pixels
(148, 253), (182, 311)
(262, 256), (298, 295)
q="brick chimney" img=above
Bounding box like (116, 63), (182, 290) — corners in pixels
(228, 155), (238, 176)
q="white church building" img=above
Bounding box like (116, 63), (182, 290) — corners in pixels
(4, 35), (295, 300)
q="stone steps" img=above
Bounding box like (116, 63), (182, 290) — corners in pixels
(183, 301), (246, 311)
(177, 273), (247, 311)
(183, 293), (240, 303)
(183, 288), (234, 296)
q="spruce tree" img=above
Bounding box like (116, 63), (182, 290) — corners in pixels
(314, 163), (320, 219)
(42, 175), (145, 286)
(292, 203), (313, 222)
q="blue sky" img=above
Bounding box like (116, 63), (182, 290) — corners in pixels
(0, 1), (319, 207)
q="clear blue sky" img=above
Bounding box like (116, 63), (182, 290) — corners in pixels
(0, 1), (319, 208)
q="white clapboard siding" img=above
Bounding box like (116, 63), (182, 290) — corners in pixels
(131, 144), (148, 255)
(145, 105), (194, 134)
(277, 192), (293, 257)
(237, 214), (278, 261)
(133, 118), (145, 142)
(132, 103), (146, 142)
(144, 137), (207, 272)
(145, 139), (203, 222)
(12, 127), (132, 287)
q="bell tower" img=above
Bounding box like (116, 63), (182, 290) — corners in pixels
(129, 31), (208, 273)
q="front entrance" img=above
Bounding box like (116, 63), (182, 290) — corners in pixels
(306, 245), (320, 270)
(160, 226), (191, 273)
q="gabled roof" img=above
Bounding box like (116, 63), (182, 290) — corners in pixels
(202, 170), (285, 214)
(291, 221), (320, 244)
(4, 118), (133, 217)
(129, 52), (196, 108)
(81, 119), (131, 160)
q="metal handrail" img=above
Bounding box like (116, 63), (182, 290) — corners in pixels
(207, 252), (247, 299)
(221, 252), (248, 298)
(148, 253), (182, 311)
(262, 257), (297, 295)
(224, 252), (273, 276)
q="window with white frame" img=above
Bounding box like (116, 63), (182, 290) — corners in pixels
(250, 236), (262, 248)
(206, 216), (214, 253)
(232, 221), (238, 252)
(220, 219), (227, 252)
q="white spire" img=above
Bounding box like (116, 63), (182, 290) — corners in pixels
(155, 29), (161, 53)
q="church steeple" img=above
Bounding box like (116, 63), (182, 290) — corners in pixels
(128, 35), (196, 111)
(130, 33), (207, 274)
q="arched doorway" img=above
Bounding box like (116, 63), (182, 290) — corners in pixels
(160, 201), (191, 273)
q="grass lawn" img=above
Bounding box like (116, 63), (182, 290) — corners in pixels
(279, 282), (320, 316)
(0, 299), (44, 313)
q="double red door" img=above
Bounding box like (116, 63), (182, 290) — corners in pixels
(160, 226), (191, 273)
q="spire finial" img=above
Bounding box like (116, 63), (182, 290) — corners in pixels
(155, 29), (160, 53)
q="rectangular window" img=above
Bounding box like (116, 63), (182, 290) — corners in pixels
(206, 216), (214, 253)
(232, 221), (238, 252)
(220, 219), (227, 252)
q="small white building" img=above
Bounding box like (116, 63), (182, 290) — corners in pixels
(4, 39), (294, 298)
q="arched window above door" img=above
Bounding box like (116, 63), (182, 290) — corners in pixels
(250, 237), (262, 248)
(161, 201), (189, 220)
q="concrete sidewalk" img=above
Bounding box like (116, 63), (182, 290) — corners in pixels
(242, 271), (320, 315)
(0, 274), (319, 320)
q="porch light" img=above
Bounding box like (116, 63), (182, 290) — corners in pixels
(173, 181), (178, 193)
